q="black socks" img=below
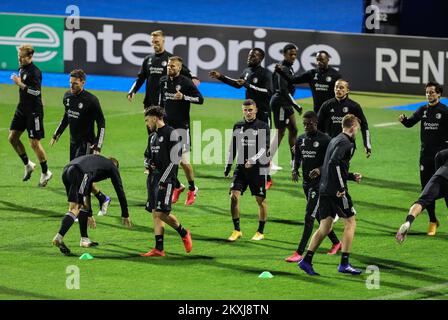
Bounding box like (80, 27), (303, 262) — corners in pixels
(40, 160), (48, 174)
(19, 153), (29, 165)
(155, 235), (164, 251)
(58, 212), (76, 236)
(233, 218), (240, 231)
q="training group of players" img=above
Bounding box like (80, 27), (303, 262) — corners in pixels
(8, 28), (447, 276)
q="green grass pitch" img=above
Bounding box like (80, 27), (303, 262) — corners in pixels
(0, 83), (447, 300)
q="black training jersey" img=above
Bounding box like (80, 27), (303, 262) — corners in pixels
(54, 90), (105, 151)
(68, 155), (128, 217)
(159, 74), (204, 130)
(271, 60), (301, 110)
(317, 96), (371, 153)
(17, 62), (43, 113)
(319, 132), (356, 196)
(293, 130), (331, 186)
(225, 119), (270, 173)
(128, 51), (194, 107)
(400, 102), (448, 157)
(288, 67), (341, 112)
(218, 65), (273, 118)
(145, 125), (181, 185)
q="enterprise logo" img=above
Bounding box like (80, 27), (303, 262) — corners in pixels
(0, 23), (60, 62)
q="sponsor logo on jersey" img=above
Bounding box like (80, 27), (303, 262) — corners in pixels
(313, 141), (319, 148)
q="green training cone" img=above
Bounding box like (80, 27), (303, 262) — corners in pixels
(258, 271), (273, 279)
(79, 253), (94, 260)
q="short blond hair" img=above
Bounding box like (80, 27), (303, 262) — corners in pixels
(168, 56), (183, 65)
(342, 114), (360, 129)
(150, 30), (164, 38)
(18, 44), (34, 56)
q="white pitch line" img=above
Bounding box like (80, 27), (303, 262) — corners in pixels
(374, 122), (400, 128)
(370, 282), (448, 300)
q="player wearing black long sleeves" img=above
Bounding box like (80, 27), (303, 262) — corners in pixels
(397, 148), (448, 243)
(52, 154), (132, 256)
(159, 56), (204, 206)
(270, 44), (303, 168)
(127, 30), (197, 108)
(398, 82), (448, 235)
(317, 79), (372, 157)
(299, 114), (363, 276)
(209, 48), (275, 189)
(225, 99), (270, 242)
(140, 106), (192, 257)
(50, 69), (111, 218)
(8, 44), (52, 187)
(285, 111), (341, 263)
(209, 48), (273, 125)
(276, 50), (341, 113)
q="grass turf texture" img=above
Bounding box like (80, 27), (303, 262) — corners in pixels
(0, 83), (447, 300)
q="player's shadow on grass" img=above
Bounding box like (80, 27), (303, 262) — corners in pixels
(350, 253), (429, 272)
(133, 253), (332, 284)
(96, 219), (154, 234)
(0, 200), (61, 218)
(194, 204), (305, 228)
(355, 200), (408, 212)
(362, 177), (421, 193)
(0, 285), (59, 300)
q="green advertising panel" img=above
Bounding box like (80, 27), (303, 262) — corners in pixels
(0, 14), (64, 72)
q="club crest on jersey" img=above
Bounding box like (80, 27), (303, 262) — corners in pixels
(330, 108), (334, 113)
(326, 76), (332, 82)
(313, 141), (319, 148)
(423, 110), (427, 118)
(301, 139), (306, 147)
(311, 191), (316, 198)
(175, 85), (182, 91)
(436, 113), (442, 119)
(252, 77), (258, 84)
(314, 73), (318, 80)
(22, 74), (27, 81)
(78, 102), (83, 109)
(343, 107), (348, 113)
(65, 98), (70, 106)
(162, 61), (167, 67)
(159, 136), (164, 142)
